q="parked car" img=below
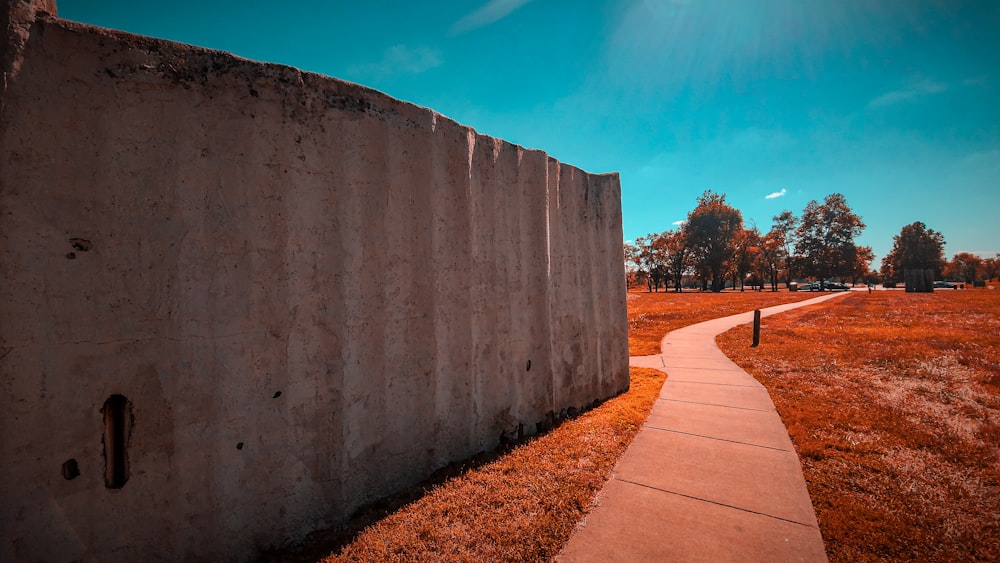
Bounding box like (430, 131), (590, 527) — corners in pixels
(934, 280), (958, 289)
(800, 281), (849, 291)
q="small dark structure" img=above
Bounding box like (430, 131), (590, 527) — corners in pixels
(904, 269), (935, 293)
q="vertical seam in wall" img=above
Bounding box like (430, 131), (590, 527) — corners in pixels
(465, 128), (480, 443)
(587, 175), (604, 394)
(546, 159), (557, 413)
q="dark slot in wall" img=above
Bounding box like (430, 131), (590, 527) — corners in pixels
(102, 394), (132, 489)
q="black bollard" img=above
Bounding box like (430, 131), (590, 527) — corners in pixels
(752, 309), (761, 347)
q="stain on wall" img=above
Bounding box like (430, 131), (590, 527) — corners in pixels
(0, 1), (628, 560)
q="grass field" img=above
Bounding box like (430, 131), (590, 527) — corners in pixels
(717, 290), (1000, 561)
(627, 289), (816, 355)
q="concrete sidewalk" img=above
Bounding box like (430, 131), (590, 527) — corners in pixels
(558, 292), (850, 562)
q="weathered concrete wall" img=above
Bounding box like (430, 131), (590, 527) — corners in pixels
(0, 1), (628, 561)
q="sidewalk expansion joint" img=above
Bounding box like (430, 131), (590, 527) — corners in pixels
(642, 425), (791, 452)
(658, 397), (774, 413)
(615, 478), (817, 529)
(656, 353), (727, 361)
(629, 355), (667, 368)
(662, 380), (760, 388)
(662, 365), (746, 373)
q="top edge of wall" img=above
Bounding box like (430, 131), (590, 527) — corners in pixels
(6, 0), (618, 179)
(2, 0), (57, 98)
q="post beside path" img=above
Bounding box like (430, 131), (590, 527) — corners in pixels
(752, 309), (761, 347)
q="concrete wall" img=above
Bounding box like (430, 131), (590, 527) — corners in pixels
(0, 2), (628, 561)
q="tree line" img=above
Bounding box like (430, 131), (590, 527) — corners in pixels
(625, 190), (998, 292)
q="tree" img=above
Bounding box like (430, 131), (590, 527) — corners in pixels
(683, 190), (743, 292)
(634, 232), (671, 292)
(880, 222), (946, 285)
(850, 245), (874, 286)
(623, 241), (643, 288)
(794, 193), (866, 288)
(731, 227), (761, 292)
(663, 230), (690, 292)
(982, 255), (999, 282)
(771, 210), (798, 287)
(947, 252), (983, 284)
(758, 228), (784, 291)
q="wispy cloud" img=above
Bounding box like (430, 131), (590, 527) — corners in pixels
(963, 75), (989, 87)
(346, 45), (442, 78)
(868, 79), (947, 109)
(765, 188), (787, 200)
(451, 0), (533, 34)
(672, 220), (686, 226)
(959, 148), (1000, 168)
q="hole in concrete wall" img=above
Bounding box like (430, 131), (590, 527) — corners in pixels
(69, 238), (92, 252)
(272, 391), (282, 398)
(62, 459), (80, 480)
(65, 252), (76, 260)
(236, 442), (244, 450)
(526, 360), (531, 371)
(102, 394), (132, 489)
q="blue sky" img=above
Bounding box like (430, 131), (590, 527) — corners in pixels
(58, 0), (999, 264)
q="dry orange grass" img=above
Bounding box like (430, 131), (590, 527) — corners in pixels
(327, 367), (665, 562)
(717, 290), (1000, 561)
(627, 288), (816, 355)
(269, 367), (665, 562)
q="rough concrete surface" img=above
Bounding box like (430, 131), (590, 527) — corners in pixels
(0, 1), (628, 560)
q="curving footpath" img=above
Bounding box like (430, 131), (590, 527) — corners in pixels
(558, 291), (852, 562)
